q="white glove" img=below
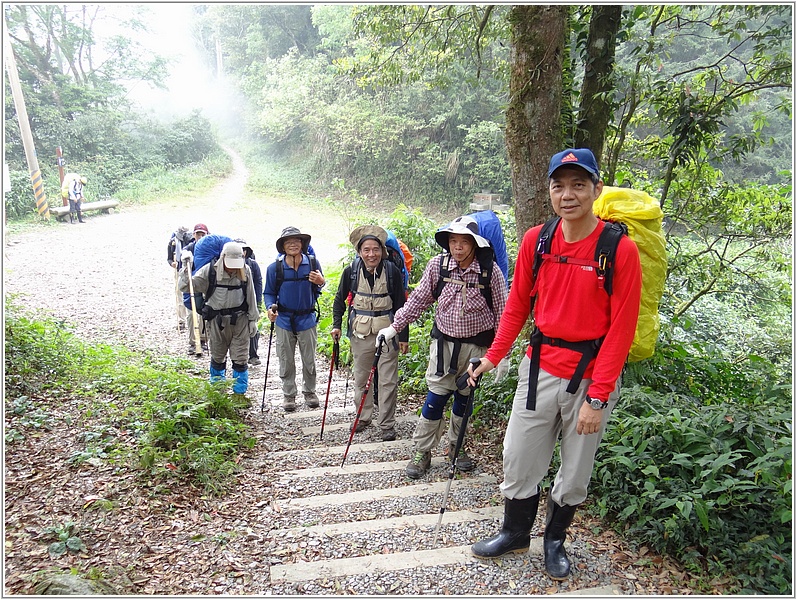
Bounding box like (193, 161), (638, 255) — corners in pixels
(376, 326), (397, 346)
(180, 249), (193, 264)
(494, 358), (510, 383)
(248, 320), (258, 338)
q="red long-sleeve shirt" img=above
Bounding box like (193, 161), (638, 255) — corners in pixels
(485, 220), (642, 401)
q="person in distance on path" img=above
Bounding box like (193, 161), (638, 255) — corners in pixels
(331, 225), (408, 441)
(182, 223), (210, 354)
(377, 215), (507, 479)
(263, 227), (325, 412)
(167, 226), (194, 331)
(467, 148), (642, 580)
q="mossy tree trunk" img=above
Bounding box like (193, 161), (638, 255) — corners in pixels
(505, 5), (568, 239)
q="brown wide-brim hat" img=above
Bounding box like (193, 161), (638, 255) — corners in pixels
(276, 226), (311, 254)
(349, 224), (388, 253)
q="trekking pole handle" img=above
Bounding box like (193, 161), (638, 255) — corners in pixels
(456, 358), (483, 391)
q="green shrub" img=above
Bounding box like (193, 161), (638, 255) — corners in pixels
(593, 387), (792, 594)
(4, 300), (253, 494)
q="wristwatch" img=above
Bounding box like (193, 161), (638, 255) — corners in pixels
(585, 396), (608, 410)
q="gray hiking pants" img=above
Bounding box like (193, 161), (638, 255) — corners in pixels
(499, 355), (619, 506)
(207, 313), (250, 367)
(275, 325), (317, 399)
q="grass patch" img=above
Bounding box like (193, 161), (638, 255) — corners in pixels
(114, 150), (232, 206)
(4, 298), (254, 495)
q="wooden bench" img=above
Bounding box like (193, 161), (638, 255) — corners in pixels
(51, 199), (120, 221)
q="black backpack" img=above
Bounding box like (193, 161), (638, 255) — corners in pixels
(432, 247), (496, 311)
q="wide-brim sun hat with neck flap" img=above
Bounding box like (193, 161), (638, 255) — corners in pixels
(434, 215), (490, 251)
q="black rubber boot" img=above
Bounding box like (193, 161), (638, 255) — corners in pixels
(471, 495), (539, 558)
(69, 212), (75, 224)
(543, 496), (578, 580)
(77, 210), (85, 223)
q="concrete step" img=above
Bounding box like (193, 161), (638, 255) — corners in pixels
(275, 505), (503, 537)
(279, 456), (452, 479)
(281, 474), (498, 510)
(270, 541), (543, 583)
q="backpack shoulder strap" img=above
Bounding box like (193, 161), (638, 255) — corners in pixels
(594, 220), (627, 296)
(275, 256), (285, 296)
(530, 217), (560, 316)
(476, 248), (494, 311)
(433, 252), (450, 300)
(204, 258), (218, 302)
(533, 217), (561, 283)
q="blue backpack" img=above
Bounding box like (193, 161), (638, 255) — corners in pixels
(385, 230), (410, 291)
(467, 210), (508, 282)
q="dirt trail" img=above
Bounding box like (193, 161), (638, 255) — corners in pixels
(4, 145), (349, 355)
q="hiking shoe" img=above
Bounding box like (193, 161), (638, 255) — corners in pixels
(248, 356), (261, 366)
(449, 444), (475, 472)
(201, 341), (209, 351)
(381, 428), (397, 442)
(178, 322), (186, 331)
(354, 420), (370, 432)
(283, 396), (296, 412)
(304, 393), (320, 409)
(405, 451), (432, 479)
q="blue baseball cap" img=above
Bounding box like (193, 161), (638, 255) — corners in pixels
(547, 148), (600, 178)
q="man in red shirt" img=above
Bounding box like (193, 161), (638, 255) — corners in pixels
(468, 148), (642, 580)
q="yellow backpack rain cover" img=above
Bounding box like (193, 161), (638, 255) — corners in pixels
(593, 186), (667, 362)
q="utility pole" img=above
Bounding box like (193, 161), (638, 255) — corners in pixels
(55, 147), (67, 205)
(3, 13), (50, 219)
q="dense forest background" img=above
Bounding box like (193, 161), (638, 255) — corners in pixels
(3, 4), (792, 595)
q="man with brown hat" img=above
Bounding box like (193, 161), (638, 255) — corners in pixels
(377, 215), (508, 478)
(264, 227), (325, 412)
(331, 225), (408, 441)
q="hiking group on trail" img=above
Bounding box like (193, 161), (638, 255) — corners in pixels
(166, 147), (657, 582)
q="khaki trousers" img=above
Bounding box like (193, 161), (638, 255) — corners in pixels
(350, 333), (398, 430)
(499, 354), (619, 506)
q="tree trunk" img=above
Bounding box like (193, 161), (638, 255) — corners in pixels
(505, 5), (567, 240)
(574, 5), (622, 167)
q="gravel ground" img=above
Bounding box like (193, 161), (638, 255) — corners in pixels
(3, 148), (689, 595)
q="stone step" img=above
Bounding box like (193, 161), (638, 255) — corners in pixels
(272, 439), (413, 457)
(301, 414), (418, 436)
(270, 541), (543, 583)
(282, 474), (498, 510)
(275, 505), (503, 537)
(279, 456), (452, 479)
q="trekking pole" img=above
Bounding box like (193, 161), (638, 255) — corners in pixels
(173, 236), (184, 330)
(319, 340), (339, 440)
(341, 335), (385, 467)
(343, 354), (351, 409)
(260, 304), (278, 413)
(184, 259), (203, 356)
(433, 357), (483, 545)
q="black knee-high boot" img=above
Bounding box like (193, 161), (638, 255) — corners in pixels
(543, 495), (578, 580)
(471, 495), (539, 558)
